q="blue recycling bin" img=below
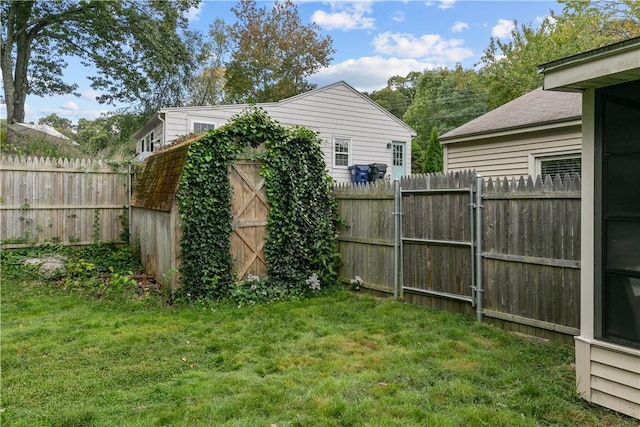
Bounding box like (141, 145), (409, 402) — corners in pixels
(348, 164), (369, 184)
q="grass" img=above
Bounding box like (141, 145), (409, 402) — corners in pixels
(1, 251), (637, 426)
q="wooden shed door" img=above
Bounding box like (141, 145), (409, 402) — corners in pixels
(229, 160), (268, 281)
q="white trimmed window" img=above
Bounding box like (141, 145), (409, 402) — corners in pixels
(540, 155), (581, 177)
(140, 131), (155, 152)
(529, 151), (581, 178)
(333, 137), (350, 167)
(192, 121), (216, 134)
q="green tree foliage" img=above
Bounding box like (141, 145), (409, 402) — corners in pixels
(75, 112), (145, 158)
(38, 114), (72, 131)
(188, 19), (230, 106)
(366, 72), (420, 119)
(423, 127), (443, 174)
(403, 67), (487, 172)
(478, 0), (640, 109)
(1, 0), (199, 124)
(38, 114), (74, 139)
(224, 0), (335, 103)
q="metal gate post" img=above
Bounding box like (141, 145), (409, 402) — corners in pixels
(127, 163), (132, 245)
(393, 179), (402, 300)
(475, 175), (484, 322)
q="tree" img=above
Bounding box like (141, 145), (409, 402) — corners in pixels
(37, 113), (74, 139)
(478, 1), (640, 109)
(367, 72), (420, 119)
(75, 112), (145, 157)
(1, 0), (199, 124)
(188, 19), (230, 106)
(224, 0), (334, 103)
(423, 127), (443, 174)
(38, 113), (72, 131)
(403, 66), (487, 169)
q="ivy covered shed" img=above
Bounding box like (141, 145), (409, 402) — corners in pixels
(131, 136), (269, 291)
(130, 109), (338, 300)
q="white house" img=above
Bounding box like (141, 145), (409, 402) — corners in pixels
(133, 81), (416, 183)
(540, 36), (640, 420)
(439, 88), (582, 180)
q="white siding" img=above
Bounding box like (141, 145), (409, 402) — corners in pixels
(265, 84), (412, 183)
(575, 339), (640, 419)
(158, 83), (414, 183)
(444, 127), (581, 180)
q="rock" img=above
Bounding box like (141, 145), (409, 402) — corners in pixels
(23, 256), (67, 276)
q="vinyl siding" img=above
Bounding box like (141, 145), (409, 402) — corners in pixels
(444, 127), (581, 180)
(588, 345), (640, 419)
(158, 83), (414, 183)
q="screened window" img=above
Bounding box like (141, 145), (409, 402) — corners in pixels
(597, 79), (640, 348)
(193, 122), (216, 133)
(540, 156), (581, 177)
(334, 137), (350, 167)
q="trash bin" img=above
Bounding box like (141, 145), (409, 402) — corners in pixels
(348, 164), (369, 184)
(368, 163), (387, 182)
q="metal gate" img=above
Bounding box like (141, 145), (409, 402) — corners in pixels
(393, 176), (484, 321)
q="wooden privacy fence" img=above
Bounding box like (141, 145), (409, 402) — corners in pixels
(334, 172), (582, 341)
(0, 156), (130, 247)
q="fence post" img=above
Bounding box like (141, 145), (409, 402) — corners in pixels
(128, 163), (132, 245)
(393, 178), (402, 300)
(475, 175), (484, 322)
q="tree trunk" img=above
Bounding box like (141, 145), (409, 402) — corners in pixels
(2, 1), (35, 123)
(12, 32), (30, 124)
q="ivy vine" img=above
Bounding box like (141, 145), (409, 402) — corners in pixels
(176, 107), (339, 302)
(262, 126), (340, 294)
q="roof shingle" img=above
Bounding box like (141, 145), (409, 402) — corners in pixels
(440, 87), (581, 141)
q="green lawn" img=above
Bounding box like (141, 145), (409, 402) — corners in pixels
(1, 278), (635, 427)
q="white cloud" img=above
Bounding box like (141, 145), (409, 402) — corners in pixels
(38, 106), (108, 122)
(451, 21), (468, 33)
(61, 101), (79, 112)
(391, 11), (405, 23)
(186, 4), (202, 23)
(311, 2), (375, 31)
(81, 90), (102, 102)
(438, 0), (456, 9)
(310, 56), (437, 92)
(492, 19), (515, 39)
(372, 32), (473, 63)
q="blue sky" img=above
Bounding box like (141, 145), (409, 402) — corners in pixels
(12, 0), (561, 124)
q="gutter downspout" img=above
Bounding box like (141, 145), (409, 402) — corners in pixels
(157, 112), (165, 149)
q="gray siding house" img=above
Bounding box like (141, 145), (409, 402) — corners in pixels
(133, 81), (416, 183)
(440, 88), (582, 180)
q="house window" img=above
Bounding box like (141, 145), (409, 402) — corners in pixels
(596, 80), (640, 349)
(540, 156), (581, 177)
(193, 122), (216, 134)
(393, 143), (404, 167)
(140, 131), (155, 152)
(531, 152), (581, 178)
(334, 137), (350, 167)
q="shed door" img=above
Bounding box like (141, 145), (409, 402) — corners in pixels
(392, 142), (406, 180)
